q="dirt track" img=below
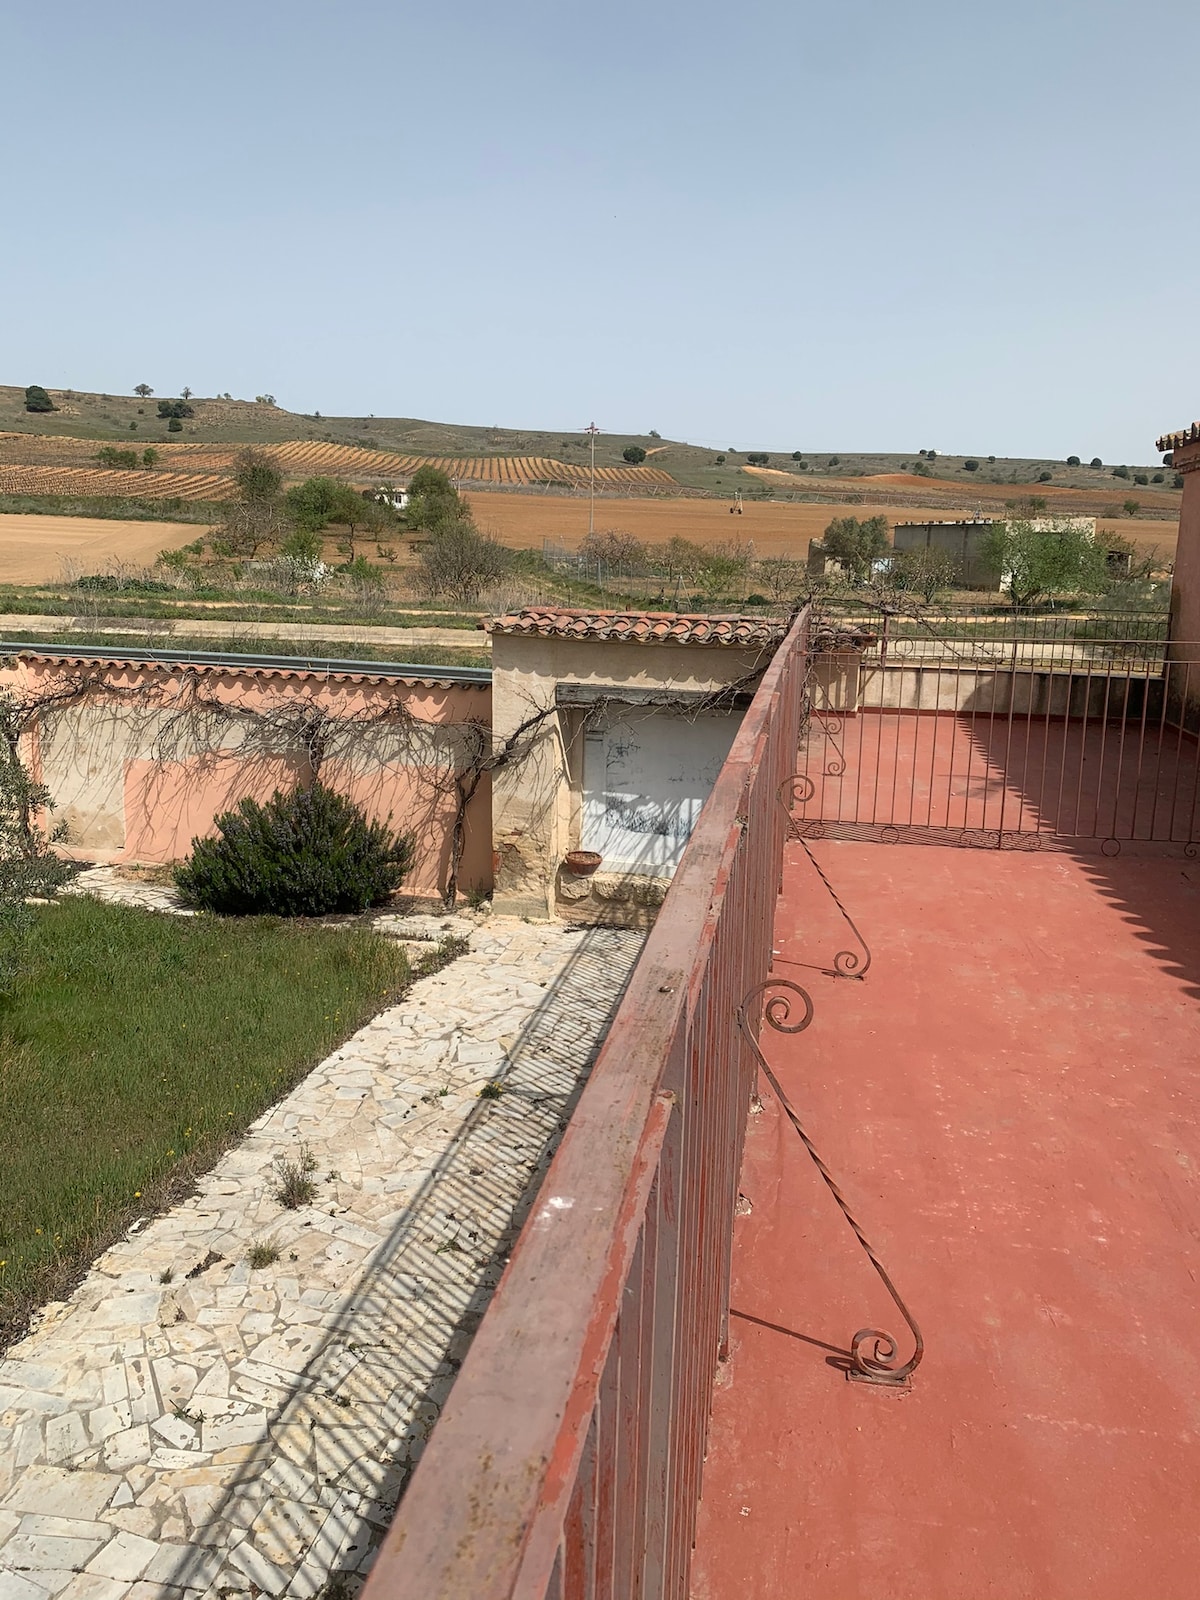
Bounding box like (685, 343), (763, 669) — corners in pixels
(0, 514), (210, 584)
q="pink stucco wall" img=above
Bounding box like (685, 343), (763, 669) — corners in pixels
(1171, 435), (1200, 653)
(5, 656), (493, 902)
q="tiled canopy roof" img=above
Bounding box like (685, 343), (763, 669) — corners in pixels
(10, 649), (482, 690)
(1156, 422), (1200, 452)
(483, 607), (786, 648)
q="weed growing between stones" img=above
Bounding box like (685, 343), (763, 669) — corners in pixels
(247, 1238), (281, 1269)
(270, 1144), (319, 1209)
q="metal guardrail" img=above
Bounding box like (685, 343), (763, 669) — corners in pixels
(363, 608), (812, 1600)
(0, 639), (493, 684)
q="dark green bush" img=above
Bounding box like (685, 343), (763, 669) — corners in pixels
(176, 782), (415, 917)
(1067, 455), (1081, 466)
(24, 385), (56, 414)
(622, 444), (647, 464)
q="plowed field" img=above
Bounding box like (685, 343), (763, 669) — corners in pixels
(464, 491), (1175, 562)
(167, 441), (674, 487)
(0, 466), (230, 501)
(0, 515), (209, 583)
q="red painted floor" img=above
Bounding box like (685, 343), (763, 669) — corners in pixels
(691, 840), (1200, 1600)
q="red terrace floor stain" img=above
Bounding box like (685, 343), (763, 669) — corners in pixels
(691, 841), (1200, 1600)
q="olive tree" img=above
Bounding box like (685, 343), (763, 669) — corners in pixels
(982, 518), (1109, 609)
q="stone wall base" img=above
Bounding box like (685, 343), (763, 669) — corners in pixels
(555, 867), (672, 930)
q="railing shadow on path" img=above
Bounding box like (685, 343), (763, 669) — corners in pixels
(164, 922), (645, 1598)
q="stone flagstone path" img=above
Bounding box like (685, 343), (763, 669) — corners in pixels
(0, 906), (644, 1599)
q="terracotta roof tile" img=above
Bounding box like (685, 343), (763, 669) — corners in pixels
(483, 607), (785, 649)
(5, 648), (483, 691)
(1156, 422), (1200, 452)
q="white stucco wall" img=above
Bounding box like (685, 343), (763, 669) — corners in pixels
(580, 706), (742, 875)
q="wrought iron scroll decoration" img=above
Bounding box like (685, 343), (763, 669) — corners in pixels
(736, 979), (924, 1387)
(775, 779), (872, 979)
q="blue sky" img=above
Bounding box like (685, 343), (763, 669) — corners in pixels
(3, 0), (1195, 462)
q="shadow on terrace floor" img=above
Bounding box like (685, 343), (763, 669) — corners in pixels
(798, 707), (1200, 1001)
(696, 834), (1200, 1600)
(165, 922), (644, 1596)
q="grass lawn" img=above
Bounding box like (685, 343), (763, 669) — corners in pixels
(0, 897), (413, 1346)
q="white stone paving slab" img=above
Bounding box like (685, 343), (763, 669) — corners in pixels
(0, 908), (643, 1599)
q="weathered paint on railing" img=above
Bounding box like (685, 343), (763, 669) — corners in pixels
(363, 608), (811, 1600)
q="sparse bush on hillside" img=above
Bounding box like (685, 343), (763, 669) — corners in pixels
(580, 529), (648, 571)
(1090, 457), (1103, 468)
(417, 517), (510, 603)
(95, 447), (142, 470)
(827, 456), (840, 467)
(1123, 500), (1141, 517)
(175, 782), (415, 917)
(714, 455), (726, 465)
(233, 448), (283, 504)
(23, 386), (56, 414)
(143, 448), (159, 467)
(1174, 473), (1185, 489)
(889, 546), (962, 603)
(964, 459), (979, 472)
(1112, 465), (1129, 479)
(157, 399), (194, 420)
(167, 417), (183, 433)
(1038, 470), (1053, 482)
(404, 465), (463, 536)
(745, 452), (770, 466)
(984, 517), (1108, 609)
(755, 556), (805, 606)
(792, 451), (804, 461)
(821, 515), (890, 585)
(648, 430), (661, 440)
(1067, 455), (1081, 467)
(1152, 473), (1165, 484)
(622, 445), (647, 464)
(1133, 473), (1149, 486)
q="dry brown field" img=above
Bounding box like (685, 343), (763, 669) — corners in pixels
(464, 490), (1177, 564)
(0, 515), (209, 584)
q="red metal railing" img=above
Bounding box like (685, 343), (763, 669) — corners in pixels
(364, 608), (811, 1600)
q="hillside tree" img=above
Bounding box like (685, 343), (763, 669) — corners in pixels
(821, 515), (891, 584)
(417, 515), (510, 603)
(982, 518), (1109, 609)
(23, 385), (56, 414)
(134, 384), (153, 399)
(404, 465), (463, 536)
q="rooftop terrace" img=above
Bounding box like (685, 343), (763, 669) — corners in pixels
(693, 837), (1200, 1599)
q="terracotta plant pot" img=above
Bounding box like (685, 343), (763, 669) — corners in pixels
(563, 850), (603, 877)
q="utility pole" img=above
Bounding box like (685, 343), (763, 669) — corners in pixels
(584, 421), (600, 536)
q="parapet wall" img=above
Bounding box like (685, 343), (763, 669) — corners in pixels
(4, 653), (493, 902)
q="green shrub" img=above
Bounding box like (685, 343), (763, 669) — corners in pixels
(23, 385), (56, 414)
(964, 459), (979, 471)
(1038, 470), (1053, 482)
(1090, 457), (1103, 468)
(96, 446), (140, 469)
(1067, 455), (1081, 466)
(1133, 473), (1149, 485)
(176, 782), (415, 917)
(622, 444), (647, 464)
(167, 417), (184, 432)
